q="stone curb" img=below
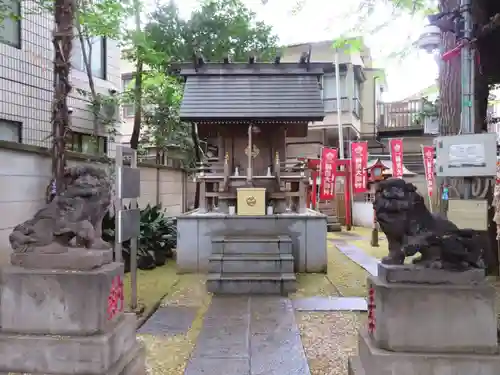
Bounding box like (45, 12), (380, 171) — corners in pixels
(135, 277), (181, 330)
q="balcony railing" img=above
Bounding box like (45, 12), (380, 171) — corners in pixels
(377, 99), (424, 131)
(324, 97), (362, 118)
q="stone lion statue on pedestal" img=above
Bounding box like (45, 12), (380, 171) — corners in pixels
(374, 178), (487, 271)
(9, 166), (112, 254)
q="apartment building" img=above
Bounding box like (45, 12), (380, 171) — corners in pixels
(281, 40), (387, 160)
(0, 1), (121, 154)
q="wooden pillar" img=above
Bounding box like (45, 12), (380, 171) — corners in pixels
(247, 124), (252, 182)
(199, 180), (207, 212)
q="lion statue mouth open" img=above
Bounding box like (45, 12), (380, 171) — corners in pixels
(373, 178), (487, 271)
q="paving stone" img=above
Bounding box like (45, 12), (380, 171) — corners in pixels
(292, 296), (368, 312)
(250, 330), (309, 375)
(336, 232), (365, 240)
(184, 357), (250, 375)
(137, 306), (197, 335)
(333, 242), (379, 276)
(184, 296), (311, 375)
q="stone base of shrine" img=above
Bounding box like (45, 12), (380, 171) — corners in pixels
(176, 210), (328, 273)
(348, 329), (500, 375)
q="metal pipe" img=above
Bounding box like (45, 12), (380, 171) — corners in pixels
(130, 149), (138, 310)
(334, 50), (345, 159)
(461, 0), (474, 134)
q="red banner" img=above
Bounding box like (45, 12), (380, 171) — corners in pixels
(422, 146), (435, 197)
(389, 139), (404, 178)
(350, 141), (368, 193)
(319, 147), (338, 200)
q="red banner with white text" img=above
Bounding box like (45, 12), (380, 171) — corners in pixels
(422, 146), (435, 197)
(389, 139), (404, 178)
(319, 147), (338, 200)
(350, 142), (368, 193)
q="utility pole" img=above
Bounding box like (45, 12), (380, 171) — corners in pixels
(334, 50), (344, 159)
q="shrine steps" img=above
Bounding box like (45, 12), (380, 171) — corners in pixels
(207, 235), (297, 295)
(318, 202), (341, 232)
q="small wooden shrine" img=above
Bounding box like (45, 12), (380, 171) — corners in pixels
(179, 56), (326, 215)
(175, 54), (330, 291)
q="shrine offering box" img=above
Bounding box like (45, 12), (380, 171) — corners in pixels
(237, 188), (266, 216)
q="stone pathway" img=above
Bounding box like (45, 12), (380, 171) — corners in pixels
(330, 240), (379, 276)
(184, 296), (310, 375)
(292, 296), (367, 312)
(138, 305), (198, 335)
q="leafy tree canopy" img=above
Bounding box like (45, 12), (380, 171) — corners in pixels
(127, 0), (279, 70)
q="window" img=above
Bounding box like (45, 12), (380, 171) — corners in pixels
(72, 37), (106, 79)
(67, 132), (107, 155)
(0, 119), (21, 142)
(0, 0), (21, 48)
(122, 77), (135, 117)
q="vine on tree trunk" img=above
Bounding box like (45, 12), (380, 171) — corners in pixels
(439, 0), (461, 136)
(52, 0), (75, 193)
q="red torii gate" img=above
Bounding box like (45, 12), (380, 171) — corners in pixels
(306, 158), (352, 228)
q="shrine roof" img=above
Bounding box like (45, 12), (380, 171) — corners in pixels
(178, 62), (326, 122)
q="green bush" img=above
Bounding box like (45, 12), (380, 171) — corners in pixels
(101, 203), (177, 271)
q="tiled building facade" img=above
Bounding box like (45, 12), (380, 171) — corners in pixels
(0, 0), (121, 153)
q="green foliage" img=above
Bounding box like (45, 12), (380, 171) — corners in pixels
(122, 0), (278, 166)
(102, 204), (177, 270)
(134, 0), (279, 70)
(139, 72), (194, 165)
(332, 36), (364, 53)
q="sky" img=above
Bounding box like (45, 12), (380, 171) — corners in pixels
(172, 0), (439, 101)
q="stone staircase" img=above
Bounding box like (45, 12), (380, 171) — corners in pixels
(207, 235), (297, 295)
(318, 201), (341, 232)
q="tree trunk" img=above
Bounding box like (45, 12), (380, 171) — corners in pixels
(130, 0), (143, 150)
(52, 0), (75, 193)
(439, 0), (462, 136)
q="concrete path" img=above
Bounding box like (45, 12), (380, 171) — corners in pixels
(331, 240), (379, 276)
(184, 296), (310, 375)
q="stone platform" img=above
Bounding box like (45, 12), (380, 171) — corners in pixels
(0, 258), (146, 375)
(176, 211), (328, 273)
(349, 329), (500, 375)
(349, 264), (500, 375)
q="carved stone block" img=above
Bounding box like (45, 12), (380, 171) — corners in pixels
(10, 248), (113, 270)
(0, 262), (124, 335)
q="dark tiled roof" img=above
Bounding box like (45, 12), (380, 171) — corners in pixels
(179, 63), (325, 122)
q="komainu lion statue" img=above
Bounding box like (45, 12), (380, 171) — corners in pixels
(374, 178), (487, 271)
(9, 166), (112, 253)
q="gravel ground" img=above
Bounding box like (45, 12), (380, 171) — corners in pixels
(296, 311), (365, 375)
(138, 275), (211, 375)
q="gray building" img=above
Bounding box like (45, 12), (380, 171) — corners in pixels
(0, 1), (121, 153)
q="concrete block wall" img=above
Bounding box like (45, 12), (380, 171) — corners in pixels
(0, 2), (121, 149)
(0, 143), (189, 265)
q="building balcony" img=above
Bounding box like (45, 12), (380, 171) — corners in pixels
(376, 99), (425, 136)
(308, 97), (362, 136)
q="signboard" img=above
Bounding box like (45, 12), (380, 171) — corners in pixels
(350, 141), (368, 193)
(448, 143), (485, 168)
(422, 146), (435, 197)
(319, 147), (338, 200)
(389, 139), (404, 178)
(435, 133), (497, 177)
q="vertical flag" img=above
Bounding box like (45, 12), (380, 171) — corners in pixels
(389, 139), (404, 178)
(350, 141), (368, 193)
(319, 147), (338, 200)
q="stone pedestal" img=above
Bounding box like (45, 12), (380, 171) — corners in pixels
(349, 264), (500, 375)
(0, 251), (146, 375)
